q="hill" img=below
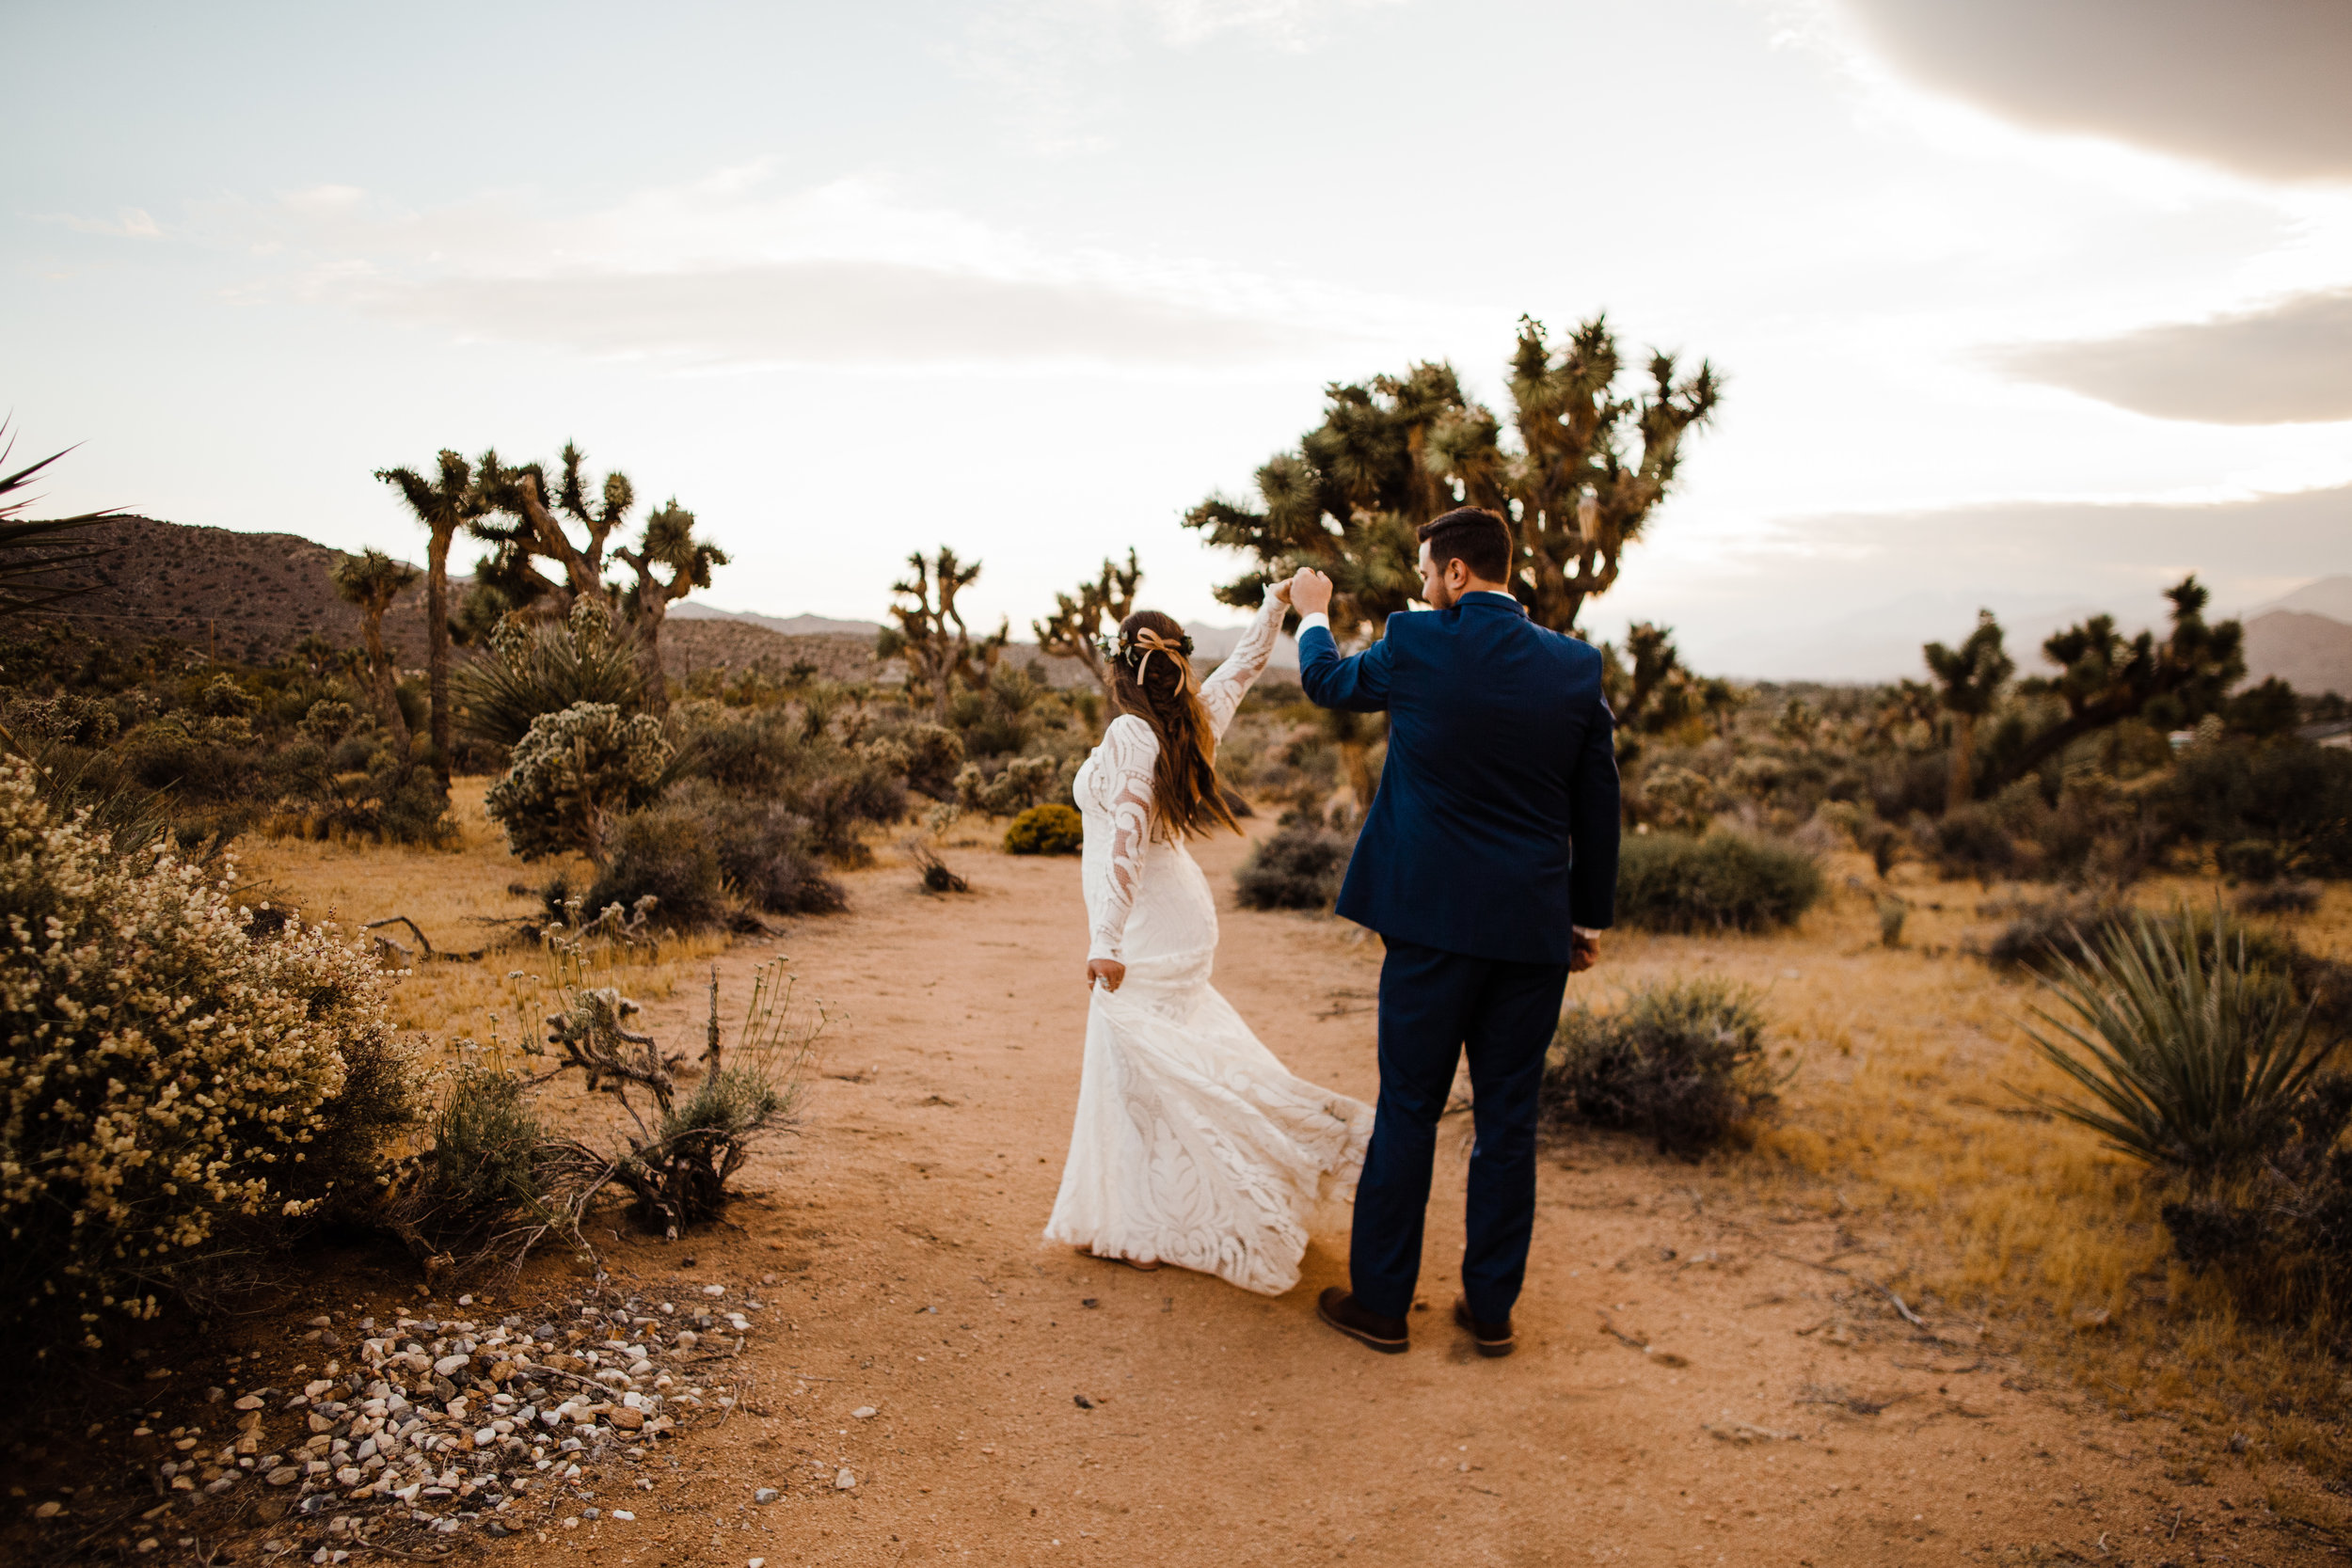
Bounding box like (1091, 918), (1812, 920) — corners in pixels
(12, 515), (450, 665)
(2244, 609), (2352, 697)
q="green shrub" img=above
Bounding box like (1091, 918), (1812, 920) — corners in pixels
(2013, 906), (2335, 1179)
(1614, 830), (1822, 933)
(2153, 738), (2352, 879)
(485, 700), (672, 862)
(0, 761), (411, 1338)
(1976, 892), (2133, 971)
(1543, 977), (1776, 1156)
(2238, 879), (2320, 917)
(588, 781), (846, 926)
(1005, 802), (1082, 855)
(2159, 1073), (2352, 1329)
(379, 1068), (557, 1262)
(1234, 822), (1350, 910)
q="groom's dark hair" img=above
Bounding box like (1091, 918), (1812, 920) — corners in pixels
(1418, 506), (1514, 585)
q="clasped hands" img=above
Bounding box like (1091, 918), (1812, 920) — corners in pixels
(1277, 567), (1333, 618)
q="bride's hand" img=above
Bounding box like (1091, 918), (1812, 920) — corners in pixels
(1269, 575), (1295, 608)
(1087, 958), (1126, 991)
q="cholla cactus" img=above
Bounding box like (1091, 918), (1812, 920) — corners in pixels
(954, 753), (1061, 817)
(0, 761), (405, 1337)
(485, 700), (671, 863)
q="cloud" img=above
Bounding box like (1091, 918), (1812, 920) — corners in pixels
(1617, 482), (2352, 679)
(374, 258), (1357, 368)
(1833, 0), (2352, 182)
(1994, 289), (2352, 425)
(213, 168), (1397, 371)
(954, 0), (1402, 151)
(43, 206), (162, 239)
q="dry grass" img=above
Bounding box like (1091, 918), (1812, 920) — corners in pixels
(236, 776), (732, 1086)
(1588, 853), (2352, 1474)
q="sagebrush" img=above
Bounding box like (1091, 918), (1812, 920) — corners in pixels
(1613, 829), (1821, 933)
(0, 761), (411, 1338)
(1543, 977), (1777, 1156)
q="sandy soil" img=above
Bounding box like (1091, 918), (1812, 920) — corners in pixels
(492, 822), (2349, 1568)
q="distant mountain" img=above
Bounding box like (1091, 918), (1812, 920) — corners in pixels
(669, 602), (882, 638)
(2244, 610), (2352, 697)
(2247, 576), (2352, 624)
(1185, 620), (1300, 673)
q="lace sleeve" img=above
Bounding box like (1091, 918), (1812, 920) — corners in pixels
(1088, 715), (1159, 963)
(1198, 593), (1286, 739)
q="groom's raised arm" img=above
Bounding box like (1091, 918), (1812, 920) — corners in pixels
(1297, 612), (1394, 712)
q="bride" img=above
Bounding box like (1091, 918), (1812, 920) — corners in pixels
(1043, 583), (1375, 1295)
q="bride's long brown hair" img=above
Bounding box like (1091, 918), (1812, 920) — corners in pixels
(1107, 610), (1242, 841)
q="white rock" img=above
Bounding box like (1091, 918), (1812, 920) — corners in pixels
(753, 1488), (779, 1504)
(611, 1510), (635, 1522)
(834, 1468), (856, 1490)
(432, 1354), (469, 1377)
(702, 1284), (726, 1297)
(851, 1407), (877, 1419)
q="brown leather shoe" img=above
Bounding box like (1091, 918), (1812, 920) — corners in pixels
(1454, 1295), (1515, 1357)
(1318, 1289), (1408, 1354)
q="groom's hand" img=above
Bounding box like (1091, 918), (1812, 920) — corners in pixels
(1290, 568), (1333, 617)
(1087, 958), (1126, 991)
(1570, 930), (1600, 973)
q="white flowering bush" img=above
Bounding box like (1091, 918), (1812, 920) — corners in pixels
(485, 700), (672, 863)
(0, 762), (411, 1339)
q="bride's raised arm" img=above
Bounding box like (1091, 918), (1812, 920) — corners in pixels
(1085, 715), (1158, 963)
(1198, 591), (1287, 740)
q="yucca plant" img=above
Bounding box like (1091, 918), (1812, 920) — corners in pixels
(453, 594), (645, 750)
(0, 425), (119, 619)
(2014, 906), (2335, 1181)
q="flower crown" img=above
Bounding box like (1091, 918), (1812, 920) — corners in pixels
(1092, 626), (1195, 668)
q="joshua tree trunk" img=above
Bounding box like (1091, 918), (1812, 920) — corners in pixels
(359, 607), (411, 756)
(1947, 713), (1976, 813)
(425, 525), (452, 781)
(633, 596), (671, 720)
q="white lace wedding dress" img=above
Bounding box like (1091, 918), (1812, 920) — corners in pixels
(1043, 595), (1375, 1296)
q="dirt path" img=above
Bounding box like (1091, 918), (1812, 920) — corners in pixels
(531, 825), (2336, 1568)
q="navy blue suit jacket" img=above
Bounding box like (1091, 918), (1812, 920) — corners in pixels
(1297, 593), (1620, 967)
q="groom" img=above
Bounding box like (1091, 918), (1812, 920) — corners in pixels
(1290, 507), (1619, 1358)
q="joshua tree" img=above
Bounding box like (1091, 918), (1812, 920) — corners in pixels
(1924, 610), (2014, 811)
(1184, 315), (1718, 638)
(879, 547), (1009, 724)
(615, 499), (728, 719)
(375, 450), (491, 783)
(469, 442), (726, 717)
(1032, 549), (1142, 697)
(1976, 576), (2245, 796)
(473, 442), (634, 610)
(333, 547), (421, 752)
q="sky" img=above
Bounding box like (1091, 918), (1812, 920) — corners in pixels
(8, 0), (2351, 679)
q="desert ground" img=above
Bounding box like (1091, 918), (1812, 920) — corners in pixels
(98, 800), (2337, 1568)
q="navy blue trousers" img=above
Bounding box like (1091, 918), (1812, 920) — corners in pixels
(1348, 938), (1571, 1324)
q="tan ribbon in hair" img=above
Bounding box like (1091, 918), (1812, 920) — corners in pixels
(1129, 626), (1189, 690)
